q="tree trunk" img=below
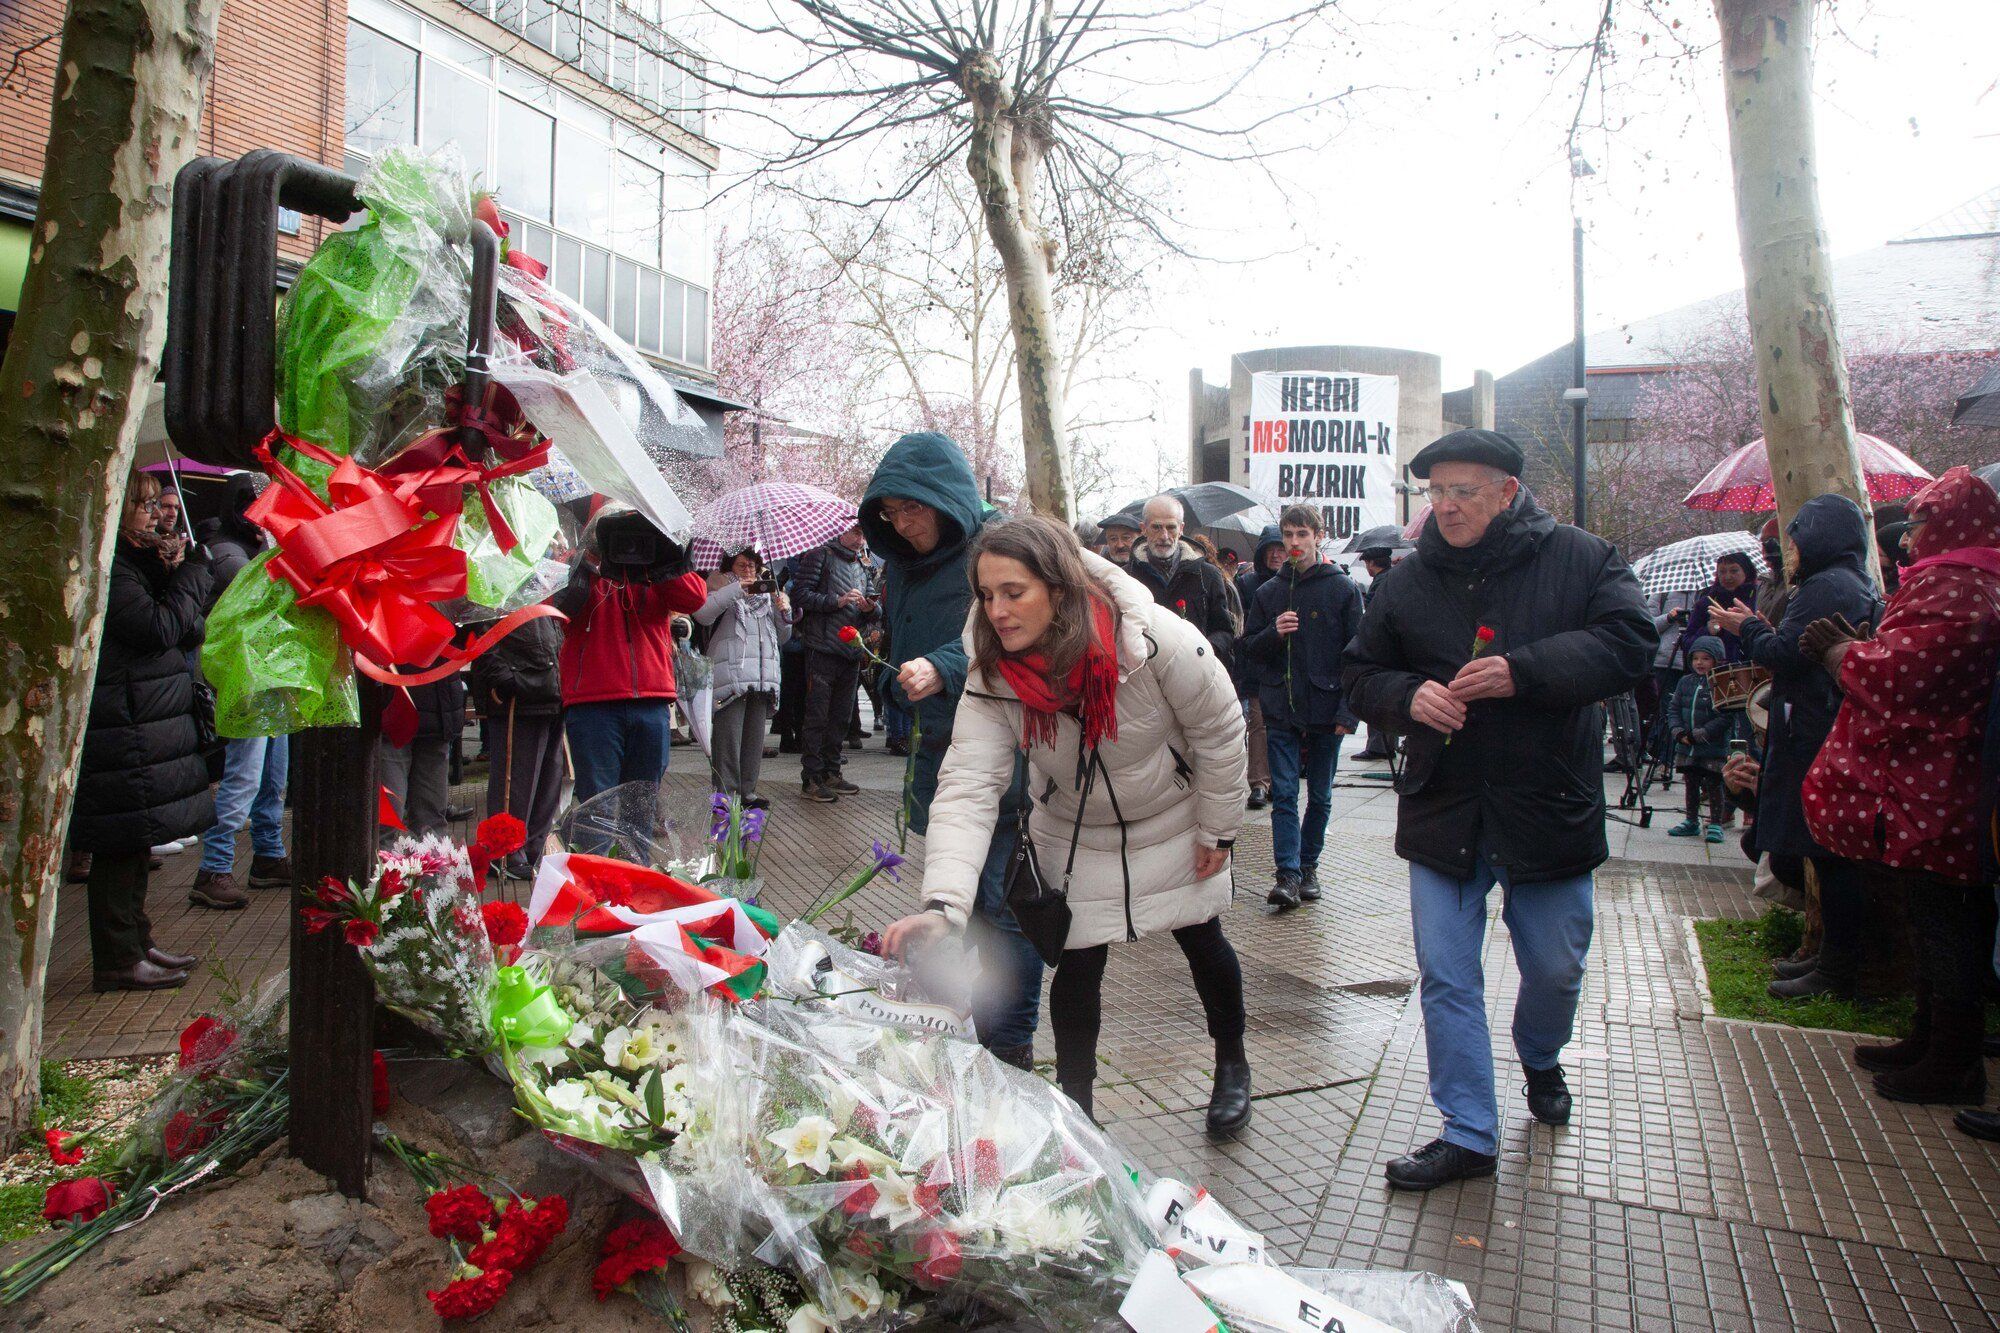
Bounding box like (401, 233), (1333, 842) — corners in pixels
(1714, 0), (1869, 551)
(963, 54), (1074, 520)
(0, 0), (223, 1141)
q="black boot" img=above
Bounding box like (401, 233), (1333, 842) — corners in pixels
(1954, 1107), (2000, 1143)
(1205, 1055), (1252, 1140)
(1522, 1062), (1572, 1125)
(1770, 954), (1820, 981)
(988, 1043), (1035, 1073)
(1384, 1138), (1497, 1192)
(1873, 1006), (1988, 1106)
(1267, 871), (1301, 911)
(1298, 862), (1321, 903)
(1855, 982), (1930, 1072)
(1767, 969), (1854, 1000)
(1059, 1076), (1095, 1124)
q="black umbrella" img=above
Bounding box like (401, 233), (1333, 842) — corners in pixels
(1116, 482), (1268, 527)
(1341, 524), (1412, 556)
(1953, 366), (2000, 429)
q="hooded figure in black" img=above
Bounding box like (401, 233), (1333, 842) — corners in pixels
(193, 471), (267, 604)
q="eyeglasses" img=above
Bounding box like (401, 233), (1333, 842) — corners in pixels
(1416, 479), (1508, 505)
(131, 496), (161, 512)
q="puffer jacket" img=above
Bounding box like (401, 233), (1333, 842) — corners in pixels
(1740, 494), (1885, 860)
(1668, 638), (1747, 766)
(1803, 467), (2000, 883)
(71, 540), (215, 854)
(920, 553), (1248, 949)
(469, 611), (564, 717)
(793, 540), (875, 657)
(694, 579), (790, 707)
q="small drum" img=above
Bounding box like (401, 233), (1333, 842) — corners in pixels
(1710, 663), (1770, 711)
(1745, 681), (1773, 744)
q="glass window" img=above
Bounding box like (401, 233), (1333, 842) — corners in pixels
(497, 98), (554, 221)
(497, 61), (550, 104)
(638, 270), (662, 353)
(553, 234), (583, 301)
(556, 91), (613, 136)
(345, 22), (419, 159)
(613, 258), (639, 343)
(685, 286), (708, 367)
(582, 0), (614, 82)
(422, 60), (492, 185)
(613, 153), (662, 264)
(660, 277), (685, 362)
(523, 0), (555, 50)
(491, 0), (525, 34)
(583, 245), (611, 323)
(425, 24), (491, 77)
(353, 0), (420, 42)
(512, 219), (554, 271)
(660, 160), (706, 282)
(555, 123), (613, 243)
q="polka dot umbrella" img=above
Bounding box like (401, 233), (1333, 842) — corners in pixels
(1683, 434), (1934, 512)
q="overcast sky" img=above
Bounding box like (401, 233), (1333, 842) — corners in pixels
(701, 0), (2000, 484)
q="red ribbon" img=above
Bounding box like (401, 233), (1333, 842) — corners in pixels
(247, 430), (565, 747)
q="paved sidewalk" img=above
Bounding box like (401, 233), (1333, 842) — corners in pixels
(40, 742), (2000, 1330)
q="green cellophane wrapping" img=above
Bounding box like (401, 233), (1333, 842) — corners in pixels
(202, 549), (360, 737)
(275, 149), (471, 484)
(458, 474), (560, 607)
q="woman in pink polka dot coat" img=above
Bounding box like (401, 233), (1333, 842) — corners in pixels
(1801, 465), (2000, 1105)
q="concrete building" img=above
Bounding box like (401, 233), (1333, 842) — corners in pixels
(1188, 344), (1460, 527)
(0, 0), (740, 449)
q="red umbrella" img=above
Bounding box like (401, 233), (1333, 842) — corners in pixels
(1402, 504), (1429, 541)
(1683, 434), (1934, 512)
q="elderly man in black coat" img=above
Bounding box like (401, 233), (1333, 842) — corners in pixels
(1344, 429), (1655, 1191)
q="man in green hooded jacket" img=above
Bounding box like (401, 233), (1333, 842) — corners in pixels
(860, 432), (1040, 1068)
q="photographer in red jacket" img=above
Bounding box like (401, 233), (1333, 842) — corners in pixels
(553, 506), (708, 802)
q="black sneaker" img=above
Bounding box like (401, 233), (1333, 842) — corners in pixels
(1267, 872), (1301, 911)
(1246, 786), (1268, 811)
(1298, 862), (1321, 903)
(1384, 1138), (1497, 1191)
(802, 781), (838, 804)
(1523, 1062), (1571, 1125)
(826, 775), (861, 795)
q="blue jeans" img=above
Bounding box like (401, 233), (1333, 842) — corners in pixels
(565, 699), (674, 804)
(967, 816), (1045, 1049)
(884, 693), (912, 746)
(199, 735), (288, 873)
(1409, 858), (1594, 1156)
(1266, 724), (1341, 875)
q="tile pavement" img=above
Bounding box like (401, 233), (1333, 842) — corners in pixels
(38, 742), (2000, 1330)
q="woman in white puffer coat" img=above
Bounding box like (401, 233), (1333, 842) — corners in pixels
(884, 516), (1252, 1137)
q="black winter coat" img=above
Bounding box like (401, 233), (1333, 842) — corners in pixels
(469, 611), (565, 717)
(1343, 491), (1655, 884)
(1232, 526), (1286, 698)
(1126, 542), (1235, 663)
(1740, 494), (1884, 860)
(1244, 561), (1364, 732)
(408, 674), (469, 742)
(72, 541), (215, 854)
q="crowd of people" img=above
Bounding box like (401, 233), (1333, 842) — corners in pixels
(62, 423), (2000, 1169)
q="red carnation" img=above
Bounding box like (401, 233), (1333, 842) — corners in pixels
(343, 918), (380, 949)
(837, 1166), (878, 1219)
(968, 1137), (1001, 1190)
(913, 1177), (946, 1217)
(163, 1108), (223, 1161)
(591, 1218), (679, 1300)
(177, 1016), (238, 1073)
(914, 1229), (962, 1288)
(475, 812), (528, 857)
(1475, 625), (1496, 644)
(1176, 599), (1187, 612)
(480, 1194), (568, 1270)
(427, 1266), (512, 1321)
(425, 1184), (497, 1244)
(468, 1219), (537, 1274)
(371, 1051), (392, 1117)
(601, 1217), (680, 1259)
(45, 1128), (85, 1166)
(481, 900), (529, 949)
(838, 625), (861, 644)
(42, 1177), (113, 1224)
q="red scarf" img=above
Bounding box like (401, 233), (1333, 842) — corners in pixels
(994, 597), (1121, 752)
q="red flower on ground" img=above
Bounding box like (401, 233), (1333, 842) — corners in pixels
(371, 1051), (391, 1117)
(478, 1194), (568, 1270)
(837, 625), (861, 644)
(475, 812), (528, 857)
(343, 918), (380, 949)
(481, 901), (529, 949)
(914, 1229), (962, 1288)
(591, 1218), (680, 1300)
(176, 1016), (237, 1072)
(836, 1166), (878, 1219)
(425, 1184), (496, 1244)
(42, 1178), (113, 1224)
(44, 1128), (85, 1166)
(468, 1220), (537, 1274)
(426, 1266), (512, 1321)
(600, 1217), (680, 1259)
(162, 1107), (225, 1161)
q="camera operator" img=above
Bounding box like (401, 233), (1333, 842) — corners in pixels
(552, 505), (710, 802)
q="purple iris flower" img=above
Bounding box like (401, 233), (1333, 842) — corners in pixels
(870, 838), (906, 883)
(742, 808), (767, 843)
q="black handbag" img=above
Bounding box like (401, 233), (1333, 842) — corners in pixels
(1003, 751), (1099, 967)
(192, 679), (226, 783)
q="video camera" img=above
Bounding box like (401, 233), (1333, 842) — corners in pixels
(594, 511), (689, 584)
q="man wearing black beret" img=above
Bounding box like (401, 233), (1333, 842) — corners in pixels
(1097, 509), (1142, 564)
(1343, 428), (1655, 1190)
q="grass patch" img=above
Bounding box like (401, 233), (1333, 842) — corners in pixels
(1694, 913), (1915, 1037)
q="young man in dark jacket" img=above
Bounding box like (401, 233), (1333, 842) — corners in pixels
(860, 432), (1041, 1069)
(1343, 429), (1654, 1191)
(1245, 506), (1364, 909)
(1127, 494), (1236, 662)
(191, 472), (292, 904)
(470, 610), (566, 875)
(793, 525), (878, 801)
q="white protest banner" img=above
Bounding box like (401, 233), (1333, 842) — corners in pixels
(1245, 371), (1399, 544)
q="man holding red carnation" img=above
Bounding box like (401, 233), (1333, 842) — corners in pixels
(1344, 430), (1654, 1191)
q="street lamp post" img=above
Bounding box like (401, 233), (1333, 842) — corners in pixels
(1569, 217), (1589, 531)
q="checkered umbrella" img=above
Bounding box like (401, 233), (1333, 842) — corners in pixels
(1683, 434), (1934, 511)
(688, 481), (857, 569)
(1631, 531), (1769, 599)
